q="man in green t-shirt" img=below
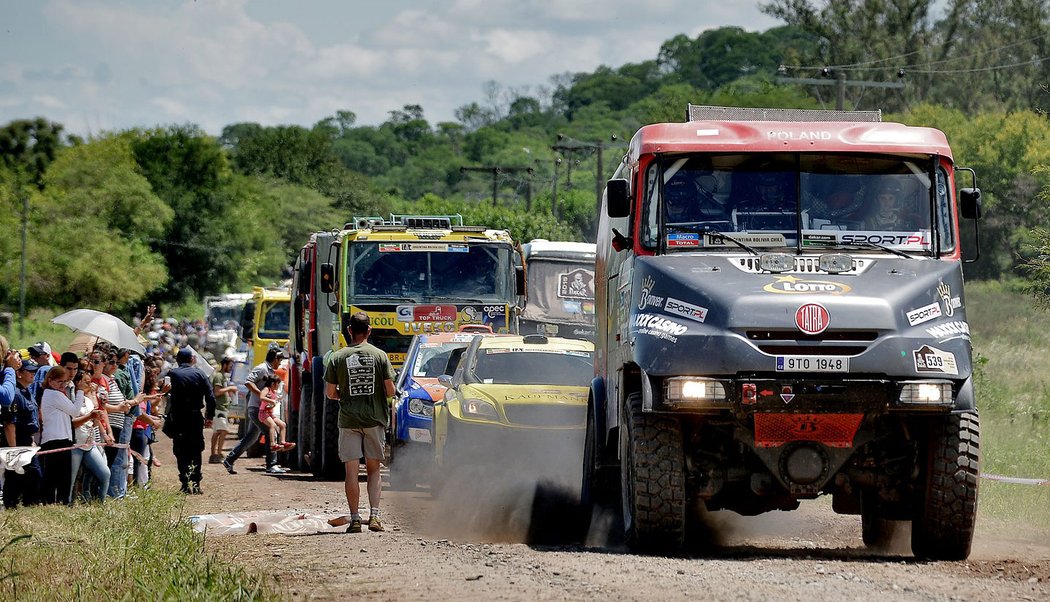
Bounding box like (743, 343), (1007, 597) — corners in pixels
(209, 357), (237, 464)
(324, 312), (395, 534)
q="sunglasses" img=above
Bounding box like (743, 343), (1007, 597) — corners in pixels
(91, 359), (103, 365)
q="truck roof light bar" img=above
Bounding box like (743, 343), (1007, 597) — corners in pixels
(686, 104), (882, 123)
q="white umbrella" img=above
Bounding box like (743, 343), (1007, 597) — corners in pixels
(52, 309), (146, 355)
(190, 346), (215, 378)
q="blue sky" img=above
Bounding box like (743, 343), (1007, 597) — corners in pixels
(0, 0), (780, 137)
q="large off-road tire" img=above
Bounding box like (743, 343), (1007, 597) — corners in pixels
(284, 407), (300, 471)
(620, 392), (686, 552)
(911, 412), (980, 561)
(582, 401), (618, 509)
(309, 357), (328, 478)
(297, 378), (313, 472)
(319, 395), (343, 480)
(861, 492), (898, 548)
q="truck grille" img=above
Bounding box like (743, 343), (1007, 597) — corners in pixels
(732, 257), (873, 274)
(746, 330), (877, 356)
(502, 404), (586, 427)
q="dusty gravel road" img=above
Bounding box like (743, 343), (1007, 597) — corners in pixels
(151, 435), (1050, 601)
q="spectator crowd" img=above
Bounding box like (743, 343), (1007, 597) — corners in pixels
(0, 305), (244, 507)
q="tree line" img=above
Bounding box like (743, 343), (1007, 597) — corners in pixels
(2, 1), (1050, 314)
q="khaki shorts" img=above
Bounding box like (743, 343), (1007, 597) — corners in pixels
(212, 413), (230, 433)
(338, 426), (385, 462)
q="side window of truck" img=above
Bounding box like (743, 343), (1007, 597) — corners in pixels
(640, 163), (660, 248)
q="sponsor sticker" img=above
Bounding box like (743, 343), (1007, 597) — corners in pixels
(703, 233), (786, 247)
(795, 303), (830, 335)
(667, 233), (700, 247)
(664, 297), (708, 323)
(776, 355), (849, 372)
(396, 304), (458, 323)
(637, 276), (664, 310)
(906, 302), (942, 326)
(764, 275), (851, 295)
(803, 231), (932, 248)
(558, 268), (595, 299)
(924, 320), (971, 340)
(937, 281), (962, 317)
(913, 345), (959, 375)
(633, 313), (688, 343)
(379, 244), (403, 252)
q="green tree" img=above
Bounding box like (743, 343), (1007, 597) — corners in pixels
(0, 135), (170, 308)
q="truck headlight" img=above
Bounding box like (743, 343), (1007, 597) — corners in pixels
(665, 377), (727, 404)
(408, 398), (433, 418)
(461, 398), (499, 420)
(760, 253), (794, 273)
(898, 381), (953, 406)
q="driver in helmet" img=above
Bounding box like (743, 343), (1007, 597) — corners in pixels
(664, 176), (701, 223)
(739, 172), (792, 211)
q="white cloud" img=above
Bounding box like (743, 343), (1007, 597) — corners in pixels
(4, 0), (780, 136)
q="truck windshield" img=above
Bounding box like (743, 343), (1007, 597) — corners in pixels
(258, 301), (290, 339)
(521, 259), (596, 325)
(347, 242), (513, 303)
(207, 303), (246, 330)
(412, 342), (470, 378)
(644, 153), (954, 254)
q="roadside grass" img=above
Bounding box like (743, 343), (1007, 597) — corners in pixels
(0, 308), (79, 352)
(0, 489), (279, 601)
(967, 280), (1050, 534)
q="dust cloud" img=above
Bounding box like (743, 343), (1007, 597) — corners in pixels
(420, 430), (588, 545)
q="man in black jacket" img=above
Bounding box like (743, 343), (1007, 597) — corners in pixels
(166, 348), (216, 494)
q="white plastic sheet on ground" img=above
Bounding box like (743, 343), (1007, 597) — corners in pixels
(189, 511), (354, 536)
(0, 446), (38, 474)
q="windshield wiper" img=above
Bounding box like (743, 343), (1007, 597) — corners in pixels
(818, 239), (915, 259)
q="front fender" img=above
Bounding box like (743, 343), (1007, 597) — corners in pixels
(590, 376), (607, 435)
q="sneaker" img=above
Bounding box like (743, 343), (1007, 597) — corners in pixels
(265, 465), (289, 474)
(368, 515), (384, 532)
(208, 454), (222, 464)
(281, 442), (296, 451)
(346, 518), (363, 533)
(222, 458), (237, 475)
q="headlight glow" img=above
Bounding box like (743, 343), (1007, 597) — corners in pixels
(461, 398), (499, 419)
(665, 377), (727, 404)
(898, 381), (953, 406)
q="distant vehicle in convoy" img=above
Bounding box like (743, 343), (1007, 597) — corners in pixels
(290, 216), (525, 478)
(239, 286), (292, 368)
(520, 240), (597, 341)
(432, 334), (594, 486)
(203, 293), (252, 357)
(387, 330), (484, 488)
(584, 105), (983, 560)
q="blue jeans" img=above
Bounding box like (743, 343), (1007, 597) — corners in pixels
(71, 445), (110, 502)
(107, 424), (132, 499)
(226, 407), (275, 468)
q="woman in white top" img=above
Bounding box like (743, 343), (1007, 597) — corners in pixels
(39, 366), (98, 505)
(69, 363), (112, 502)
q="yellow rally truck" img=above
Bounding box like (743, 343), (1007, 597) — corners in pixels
(230, 286), (291, 441)
(311, 214), (525, 477)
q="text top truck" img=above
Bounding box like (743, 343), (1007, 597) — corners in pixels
(585, 105), (983, 560)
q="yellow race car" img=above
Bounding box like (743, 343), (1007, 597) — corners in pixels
(432, 334), (594, 483)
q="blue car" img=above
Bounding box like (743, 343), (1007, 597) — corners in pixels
(388, 331), (477, 488)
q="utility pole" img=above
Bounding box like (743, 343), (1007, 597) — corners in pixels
(459, 165), (534, 206)
(552, 134), (621, 215)
(18, 193), (27, 339)
(551, 158), (561, 218)
(776, 69), (904, 111)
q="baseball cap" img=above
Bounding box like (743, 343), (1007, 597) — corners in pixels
(18, 359), (40, 373)
(175, 347), (194, 364)
(28, 342), (51, 357)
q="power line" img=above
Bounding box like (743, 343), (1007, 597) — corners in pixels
(782, 31), (1050, 74)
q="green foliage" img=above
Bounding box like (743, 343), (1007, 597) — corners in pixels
(0, 117), (66, 188)
(0, 489), (279, 600)
(399, 195), (577, 243)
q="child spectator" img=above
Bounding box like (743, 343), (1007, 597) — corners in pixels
(209, 357), (237, 464)
(258, 374), (294, 453)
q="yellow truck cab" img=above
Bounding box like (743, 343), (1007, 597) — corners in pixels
(240, 286), (292, 368)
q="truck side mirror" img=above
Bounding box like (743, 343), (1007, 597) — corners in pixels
(438, 375), (454, 388)
(320, 263), (335, 294)
(606, 178), (630, 218)
(515, 265), (526, 296)
(960, 188), (982, 220)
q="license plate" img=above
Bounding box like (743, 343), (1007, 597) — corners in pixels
(776, 355), (850, 372)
